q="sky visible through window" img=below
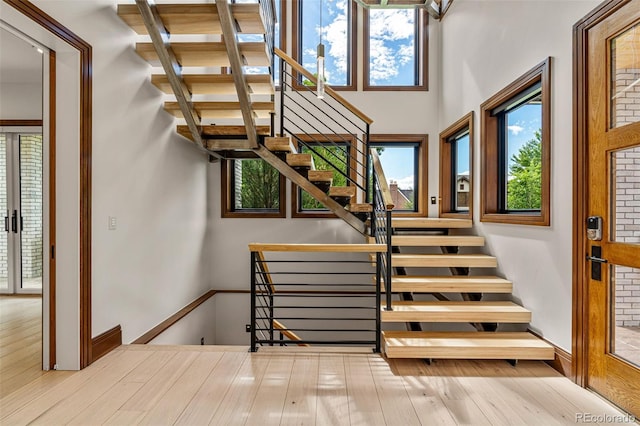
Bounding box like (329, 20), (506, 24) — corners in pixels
(507, 103), (542, 175)
(377, 146), (415, 191)
(368, 8), (416, 86)
(456, 134), (470, 178)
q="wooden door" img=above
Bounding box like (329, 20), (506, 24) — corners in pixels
(587, 1), (640, 416)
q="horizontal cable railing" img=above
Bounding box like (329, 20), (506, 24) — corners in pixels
(275, 48), (373, 202)
(249, 243), (385, 352)
(370, 148), (395, 311)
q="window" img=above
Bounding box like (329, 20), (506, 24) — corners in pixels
(292, 135), (355, 218)
(369, 135), (428, 216)
(363, 7), (428, 90)
(291, 0), (357, 90)
(439, 112), (473, 219)
(221, 158), (285, 218)
(480, 58), (551, 226)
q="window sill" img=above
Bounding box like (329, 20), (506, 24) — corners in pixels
(480, 212), (549, 227)
(221, 211), (286, 219)
(440, 211), (472, 220)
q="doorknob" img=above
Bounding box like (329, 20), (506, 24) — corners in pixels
(587, 246), (607, 281)
(11, 210), (17, 234)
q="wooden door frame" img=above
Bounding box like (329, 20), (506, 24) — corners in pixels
(3, 0), (93, 368)
(572, 0), (631, 387)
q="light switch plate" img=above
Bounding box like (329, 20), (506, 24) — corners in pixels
(108, 216), (117, 230)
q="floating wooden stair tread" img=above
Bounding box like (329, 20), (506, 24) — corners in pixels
(390, 235), (485, 247)
(385, 253), (497, 268)
(136, 42), (270, 67)
(391, 218), (473, 229)
(152, 74), (273, 96)
(308, 170), (334, 182)
(382, 331), (555, 360)
(347, 203), (373, 213)
(286, 153), (314, 168)
(381, 301), (532, 323)
(165, 101), (274, 119)
(265, 137), (296, 153)
(118, 4), (266, 35)
(329, 186), (357, 198)
(176, 125), (271, 142)
(384, 276), (513, 293)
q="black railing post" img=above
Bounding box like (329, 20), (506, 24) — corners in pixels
(269, 293), (274, 346)
(365, 124), (371, 202)
(385, 210), (393, 311)
(375, 252), (382, 353)
(279, 57), (285, 136)
(250, 251), (257, 352)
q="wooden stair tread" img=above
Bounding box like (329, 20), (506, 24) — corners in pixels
(177, 125), (271, 141)
(382, 331), (555, 360)
(381, 301), (532, 323)
(347, 203), (373, 213)
(152, 74), (273, 95)
(265, 137), (296, 153)
(165, 101), (274, 120)
(136, 42), (270, 67)
(329, 186), (357, 197)
(308, 170), (334, 182)
(390, 235), (485, 247)
(384, 275), (512, 293)
(369, 253), (497, 268)
(391, 218), (473, 229)
(286, 153), (314, 168)
(118, 4), (266, 35)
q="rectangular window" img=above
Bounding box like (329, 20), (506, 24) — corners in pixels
(440, 112), (473, 219)
(364, 8), (428, 91)
(369, 135), (428, 216)
(221, 158), (285, 218)
(292, 0), (357, 90)
(480, 58), (550, 226)
(292, 135), (355, 218)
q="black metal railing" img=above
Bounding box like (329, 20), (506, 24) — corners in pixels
(250, 244), (384, 352)
(275, 49), (372, 201)
(370, 148), (394, 311)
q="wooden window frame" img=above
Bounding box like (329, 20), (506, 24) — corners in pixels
(363, 7), (428, 91)
(290, 0), (357, 92)
(480, 58), (551, 226)
(439, 112), (474, 220)
(291, 134), (357, 219)
(221, 158), (286, 218)
(369, 134), (428, 217)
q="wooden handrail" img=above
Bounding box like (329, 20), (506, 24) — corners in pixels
(370, 148), (395, 210)
(273, 320), (310, 347)
(274, 47), (374, 126)
(249, 243), (386, 252)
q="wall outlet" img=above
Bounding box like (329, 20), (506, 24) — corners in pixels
(245, 324), (251, 333)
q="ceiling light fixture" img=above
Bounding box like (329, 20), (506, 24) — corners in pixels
(317, 0), (325, 99)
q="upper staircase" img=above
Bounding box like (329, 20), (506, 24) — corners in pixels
(118, 1), (554, 365)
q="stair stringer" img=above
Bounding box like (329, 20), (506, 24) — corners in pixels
(254, 145), (366, 235)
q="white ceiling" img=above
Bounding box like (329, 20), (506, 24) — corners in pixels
(0, 27), (43, 84)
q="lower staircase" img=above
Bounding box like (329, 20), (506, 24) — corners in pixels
(370, 217), (555, 362)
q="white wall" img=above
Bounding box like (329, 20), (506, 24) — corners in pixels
(0, 83), (42, 119)
(149, 296), (217, 345)
(27, 0), (212, 345)
(439, 0), (600, 351)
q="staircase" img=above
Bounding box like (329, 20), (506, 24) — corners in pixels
(118, 1), (554, 364)
(370, 217), (555, 362)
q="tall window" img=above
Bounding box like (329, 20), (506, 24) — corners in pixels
(440, 113), (473, 219)
(480, 58), (551, 226)
(292, 0), (357, 90)
(369, 135), (428, 216)
(364, 8), (428, 90)
(221, 159), (285, 218)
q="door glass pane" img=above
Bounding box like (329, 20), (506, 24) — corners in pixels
(20, 135), (42, 290)
(611, 146), (640, 243)
(611, 23), (640, 129)
(611, 264), (640, 368)
(0, 134), (7, 292)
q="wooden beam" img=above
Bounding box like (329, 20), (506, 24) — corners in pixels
(134, 0), (221, 159)
(255, 145), (367, 234)
(217, 0), (259, 149)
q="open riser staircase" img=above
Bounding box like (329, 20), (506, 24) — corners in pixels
(117, 0), (554, 364)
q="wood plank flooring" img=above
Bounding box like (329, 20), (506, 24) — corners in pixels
(0, 295), (43, 399)
(0, 344), (633, 425)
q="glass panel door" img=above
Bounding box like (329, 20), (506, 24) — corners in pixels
(19, 134), (43, 291)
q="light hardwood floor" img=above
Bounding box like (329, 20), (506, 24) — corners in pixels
(0, 344), (636, 425)
(0, 295), (44, 399)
